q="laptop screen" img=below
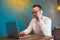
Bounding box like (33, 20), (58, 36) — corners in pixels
(6, 22), (19, 38)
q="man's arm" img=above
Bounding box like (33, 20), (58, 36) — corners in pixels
(19, 20), (33, 35)
(37, 11), (53, 40)
(39, 17), (53, 40)
(40, 19), (52, 40)
(39, 18), (53, 40)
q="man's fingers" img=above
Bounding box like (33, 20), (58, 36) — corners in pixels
(19, 32), (26, 35)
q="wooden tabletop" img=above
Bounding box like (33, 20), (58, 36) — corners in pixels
(0, 34), (53, 40)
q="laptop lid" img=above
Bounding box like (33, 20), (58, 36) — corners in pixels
(6, 22), (19, 38)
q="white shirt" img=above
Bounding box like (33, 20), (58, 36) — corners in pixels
(22, 16), (52, 37)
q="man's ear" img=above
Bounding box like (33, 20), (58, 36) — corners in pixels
(41, 10), (43, 14)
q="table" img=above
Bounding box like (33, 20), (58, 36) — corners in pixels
(0, 34), (53, 40)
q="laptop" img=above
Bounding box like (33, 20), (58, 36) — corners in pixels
(6, 22), (29, 38)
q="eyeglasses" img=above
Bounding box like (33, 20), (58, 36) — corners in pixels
(32, 11), (38, 14)
(32, 10), (40, 13)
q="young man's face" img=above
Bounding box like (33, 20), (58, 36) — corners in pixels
(32, 7), (41, 18)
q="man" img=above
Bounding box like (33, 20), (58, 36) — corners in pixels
(20, 4), (53, 40)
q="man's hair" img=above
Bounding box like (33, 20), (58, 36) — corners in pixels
(33, 4), (42, 10)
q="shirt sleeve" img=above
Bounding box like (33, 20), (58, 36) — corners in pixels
(22, 20), (33, 34)
(39, 18), (52, 36)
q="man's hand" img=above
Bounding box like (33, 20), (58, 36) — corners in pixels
(19, 32), (26, 35)
(19, 32), (27, 37)
(37, 10), (42, 20)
